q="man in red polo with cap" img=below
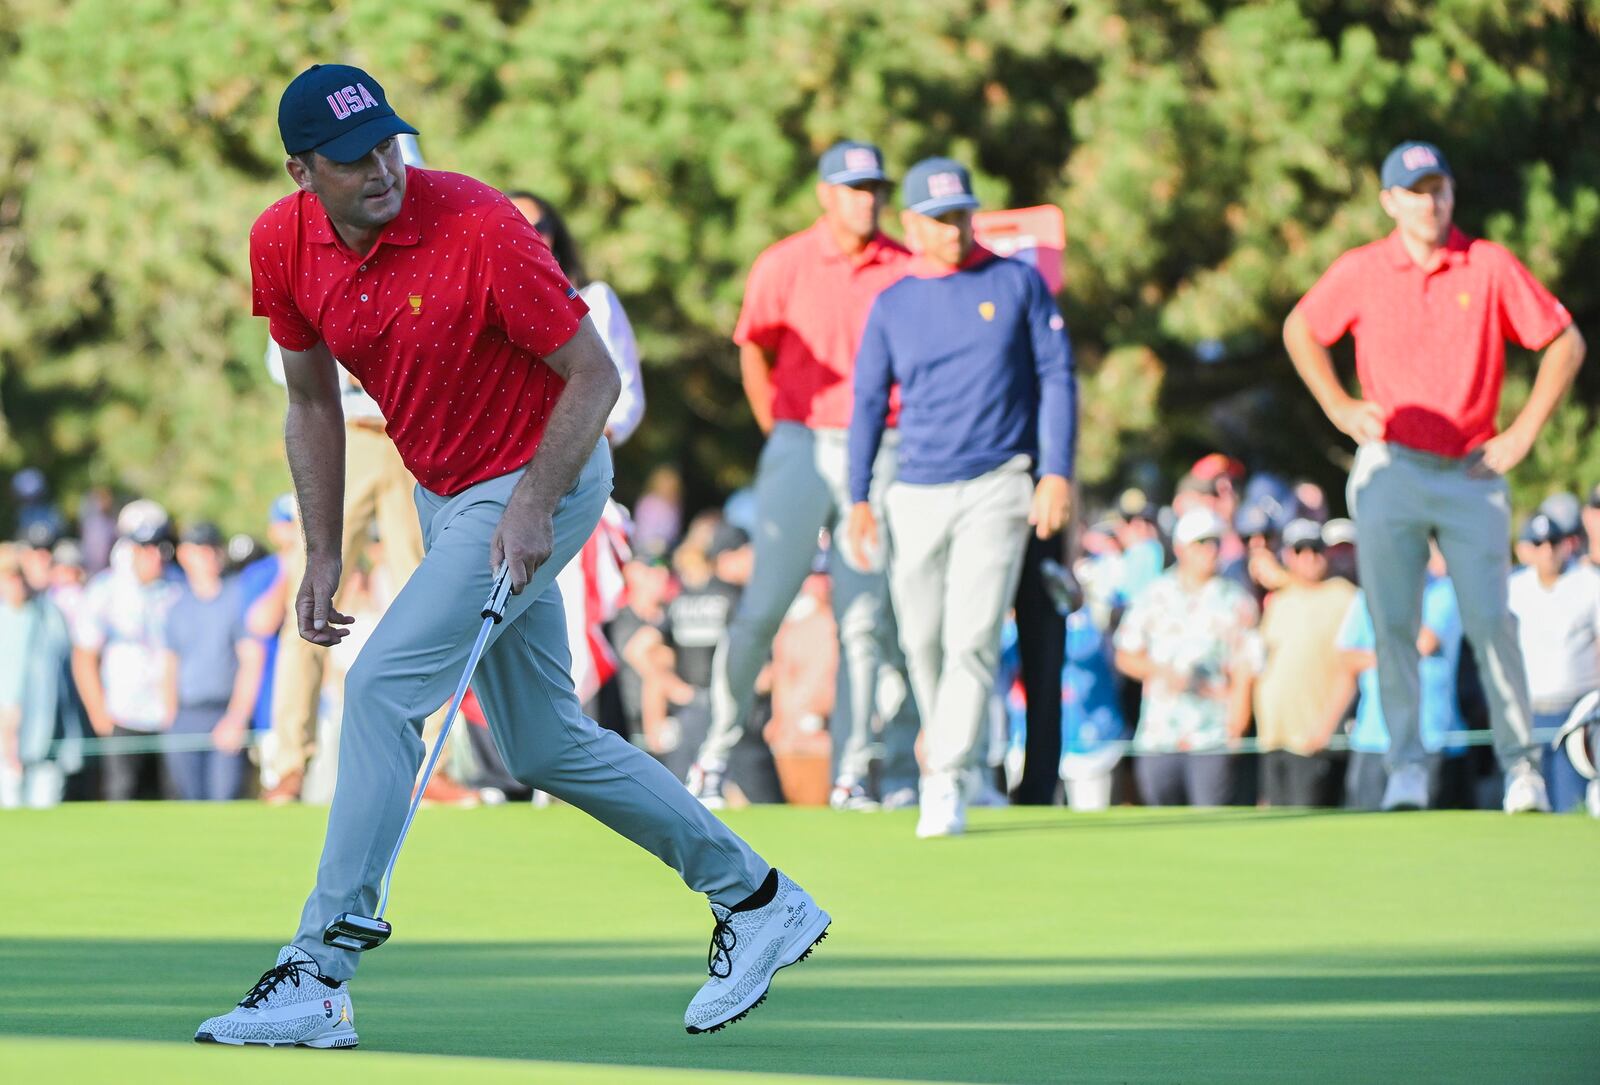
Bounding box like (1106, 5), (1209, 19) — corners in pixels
(686, 140), (920, 811)
(195, 64), (828, 1048)
(1284, 140), (1586, 813)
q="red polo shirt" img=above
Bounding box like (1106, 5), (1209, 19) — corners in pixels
(734, 220), (911, 429)
(250, 167), (587, 495)
(1296, 227), (1571, 457)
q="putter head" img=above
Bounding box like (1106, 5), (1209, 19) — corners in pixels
(323, 913), (392, 952)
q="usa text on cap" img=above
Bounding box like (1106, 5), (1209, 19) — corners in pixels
(818, 141), (888, 185)
(1380, 141), (1452, 190)
(279, 64), (418, 164)
(902, 157), (980, 217)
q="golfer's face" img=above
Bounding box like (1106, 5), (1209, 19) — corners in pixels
(820, 181), (886, 240)
(905, 208), (974, 268)
(1383, 174), (1454, 245)
(306, 137), (407, 230)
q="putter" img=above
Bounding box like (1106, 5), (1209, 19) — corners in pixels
(323, 566), (515, 952)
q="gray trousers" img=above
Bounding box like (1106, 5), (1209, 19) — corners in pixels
(1347, 442), (1537, 776)
(700, 423), (919, 789)
(294, 443), (768, 981)
(884, 457), (1034, 791)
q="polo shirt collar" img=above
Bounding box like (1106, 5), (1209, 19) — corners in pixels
(1384, 226), (1470, 272)
(908, 243), (997, 279)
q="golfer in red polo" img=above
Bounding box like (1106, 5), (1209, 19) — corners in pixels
(1284, 140), (1586, 813)
(195, 64), (828, 1049)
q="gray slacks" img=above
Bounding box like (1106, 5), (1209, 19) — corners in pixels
(293, 443), (768, 980)
(884, 457), (1034, 792)
(1347, 442), (1537, 776)
(700, 423), (919, 790)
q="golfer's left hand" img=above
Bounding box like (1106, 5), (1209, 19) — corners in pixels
(1030, 475), (1073, 540)
(1478, 424), (1535, 476)
(490, 491), (556, 595)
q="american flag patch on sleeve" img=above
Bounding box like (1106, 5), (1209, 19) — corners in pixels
(565, 285), (579, 299)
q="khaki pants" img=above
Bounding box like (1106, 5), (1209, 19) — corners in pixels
(271, 424), (430, 779)
(293, 444), (768, 980)
(883, 457), (1034, 791)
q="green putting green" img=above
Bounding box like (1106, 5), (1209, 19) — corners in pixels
(2, 805), (1596, 1083)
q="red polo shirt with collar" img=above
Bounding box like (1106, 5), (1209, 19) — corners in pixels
(734, 219), (911, 430)
(249, 167), (587, 496)
(1296, 227), (1571, 457)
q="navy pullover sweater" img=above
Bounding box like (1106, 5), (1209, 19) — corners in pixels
(848, 248), (1076, 503)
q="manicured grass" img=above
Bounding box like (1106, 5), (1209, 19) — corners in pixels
(2, 804), (1597, 1083)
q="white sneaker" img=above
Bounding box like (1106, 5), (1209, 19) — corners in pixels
(915, 775), (966, 838)
(684, 870), (830, 1034)
(828, 780), (880, 811)
(1502, 764), (1551, 814)
(686, 762), (727, 810)
(194, 946), (357, 1049)
(1586, 780), (1600, 818)
(1380, 764), (1429, 811)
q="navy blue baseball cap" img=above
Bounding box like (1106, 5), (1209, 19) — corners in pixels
(1380, 141), (1452, 191)
(818, 141), (889, 185)
(1522, 513), (1568, 546)
(278, 64), (418, 163)
(902, 157), (980, 216)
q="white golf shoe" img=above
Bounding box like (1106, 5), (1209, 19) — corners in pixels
(684, 870), (830, 1034)
(195, 946), (358, 1049)
(1502, 764), (1551, 814)
(916, 774), (967, 838)
(1380, 764), (1429, 812)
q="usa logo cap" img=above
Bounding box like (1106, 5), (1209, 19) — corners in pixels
(818, 140), (889, 185)
(279, 64), (419, 163)
(1380, 141), (1452, 191)
(902, 156), (980, 216)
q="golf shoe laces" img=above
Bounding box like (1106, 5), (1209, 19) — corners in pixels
(707, 915), (738, 979)
(238, 960), (320, 1008)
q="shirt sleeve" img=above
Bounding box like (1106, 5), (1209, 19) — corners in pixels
(584, 282), (646, 445)
(1024, 268), (1077, 479)
(72, 582), (107, 652)
(847, 296), (896, 504)
(478, 203), (589, 358)
(732, 244), (791, 352)
(249, 211), (320, 352)
(1295, 249), (1366, 347)
(1490, 244), (1572, 350)
(1336, 594), (1370, 651)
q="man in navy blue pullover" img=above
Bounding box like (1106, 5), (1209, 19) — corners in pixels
(846, 156), (1077, 837)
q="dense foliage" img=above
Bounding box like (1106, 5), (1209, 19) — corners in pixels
(1, 0), (1595, 532)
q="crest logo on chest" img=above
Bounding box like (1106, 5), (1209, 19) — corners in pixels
(979, 301), (996, 321)
(409, 295), (423, 316)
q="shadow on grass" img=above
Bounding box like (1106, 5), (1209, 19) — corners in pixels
(1, 939), (1596, 1083)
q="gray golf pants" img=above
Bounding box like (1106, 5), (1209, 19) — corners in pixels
(1347, 441), (1537, 777)
(293, 443), (769, 980)
(884, 457), (1034, 793)
(699, 423), (919, 789)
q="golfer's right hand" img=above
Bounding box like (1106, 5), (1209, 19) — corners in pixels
(296, 554), (353, 646)
(1331, 396), (1387, 445)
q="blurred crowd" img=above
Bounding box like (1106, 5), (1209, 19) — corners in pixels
(5, 458), (1597, 814)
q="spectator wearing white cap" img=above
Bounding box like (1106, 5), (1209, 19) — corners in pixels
(1252, 519), (1357, 806)
(1114, 507), (1259, 806)
(1508, 513), (1600, 812)
(70, 499), (180, 800)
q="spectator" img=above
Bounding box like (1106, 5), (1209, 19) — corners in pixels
(1114, 491), (1165, 605)
(11, 468), (64, 542)
(848, 156), (1076, 836)
(0, 544), (83, 808)
(1253, 519), (1358, 807)
(1321, 518), (1359, 584)
(632, 465), (684, 560)
(1333, 542), (1467, 810)
(17, 521), (60, 593)
(160, 523), (265, 801)
(47, 538), (89, 626)
(1583, 484), (1600, 568)
(506, 192), (645, 446)
(609, 555), (684, 755)
(78, 487), (117, 575)
(237, 496), (298, 752)
(1507, 514), (1600, 813)
(1285, 139), (1585, 813)
(1114, 507), (1258, 807)
(70, 499), (179, 800)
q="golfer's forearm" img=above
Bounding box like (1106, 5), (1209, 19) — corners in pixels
(285, 400), (346, 557)
(517, 340), (620, 509)
(739, 343), (776, 430)
(1283, 310), (1349, 417)
(1509, 325), (1585, 437)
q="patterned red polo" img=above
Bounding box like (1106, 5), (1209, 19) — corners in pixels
(734, 220), (911, 429)
(1296, 227), (1571, 457)
(250, 167), (587, 495)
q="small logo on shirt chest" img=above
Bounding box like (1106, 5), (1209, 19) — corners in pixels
(409, 295), (422, 315)
(979, 301), (996, 321)
(1457, 292), (1471, 309)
